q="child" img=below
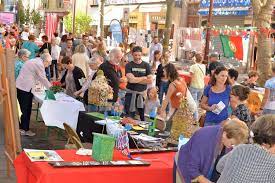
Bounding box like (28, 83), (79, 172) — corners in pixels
(145, 87), (160, 117)
(230, 85), (252, 126)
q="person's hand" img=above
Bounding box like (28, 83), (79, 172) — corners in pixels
(74, 90), (82, 96)
(159, 109), (166, 119)
(120, 77), (127, 83)
(209, 104), (218, 111)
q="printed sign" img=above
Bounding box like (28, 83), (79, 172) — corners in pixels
(0, 12), (15, 25)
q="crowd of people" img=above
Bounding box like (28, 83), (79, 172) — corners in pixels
(1, 23), (274, 183)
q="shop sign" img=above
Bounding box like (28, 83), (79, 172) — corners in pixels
(200, 0), (251, 8)
(94, 0), (165, 5)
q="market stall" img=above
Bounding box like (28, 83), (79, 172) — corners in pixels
(14, 150), (175, 183)
(33, 91), (85, 130)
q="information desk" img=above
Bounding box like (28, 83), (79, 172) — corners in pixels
(14, 150), (175, 183)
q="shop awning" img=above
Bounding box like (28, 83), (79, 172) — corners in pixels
(89, 5), (139, 25)
(139, 4), (164, 13)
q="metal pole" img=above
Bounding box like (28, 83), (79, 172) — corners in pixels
(204, 0), (214, 61)
(72, 0), (76, 34)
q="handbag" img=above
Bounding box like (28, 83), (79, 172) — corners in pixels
(186, 88), (197, 114)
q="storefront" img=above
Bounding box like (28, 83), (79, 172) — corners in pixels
(198, 0), (252, 26)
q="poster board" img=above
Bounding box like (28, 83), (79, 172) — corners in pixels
(0, 48), (21, 176)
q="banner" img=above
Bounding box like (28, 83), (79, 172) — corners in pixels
(175, 27), (204, 52)
(0, 12), (15, 25)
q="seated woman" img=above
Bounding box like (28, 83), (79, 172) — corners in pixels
(61, 56), (85, 98)
(174, 119), (249, 183)
(240, 70), (259, 89)
(217, 115), (275, 183)
(230, 85), (252, 126)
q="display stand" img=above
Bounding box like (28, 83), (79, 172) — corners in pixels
(0, 48), (21, 176)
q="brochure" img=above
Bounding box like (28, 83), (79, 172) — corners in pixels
(212, 101), (226, 115)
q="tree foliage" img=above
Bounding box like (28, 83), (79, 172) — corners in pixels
(17, 0), (42, 27)
(64, 13), (92, 35)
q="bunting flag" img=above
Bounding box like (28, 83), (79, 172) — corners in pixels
(220, 35), (243, 60)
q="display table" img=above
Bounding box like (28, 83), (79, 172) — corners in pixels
(178, 70), (210, 85)
(33, 92), (85, 130)
(14, 150), (175, 183)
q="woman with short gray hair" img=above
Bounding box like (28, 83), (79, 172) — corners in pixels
(217, 115), (275, 183)
(72, 44), (89, 76)
(15, 49), (31, 79)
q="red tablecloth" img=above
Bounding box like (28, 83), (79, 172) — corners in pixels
(14, 150), (175, 183)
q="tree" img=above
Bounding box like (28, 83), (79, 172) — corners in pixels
(31, 9), (42, 27)
(163, 0), (174, 53)
(252, 0), (273, 86)
(17, 1), (42, 28)
(64, 13), (92, 35)
(99, 0), (105, 37)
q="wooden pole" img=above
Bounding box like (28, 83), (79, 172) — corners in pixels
(204, 0), (214, 61)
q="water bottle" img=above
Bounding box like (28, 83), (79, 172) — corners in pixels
(148, 109), (157, 136)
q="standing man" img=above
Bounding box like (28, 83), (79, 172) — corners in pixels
(16, 53), (52, 136)
(82, 34), (92, 58)
(99, 47), (123, 103)
(207, 53), (223, 76)
(149, 36), (163, 61)
(125, 46), (153, 121)
(59, 39), (74, 61)
(125, 42), (136, 62)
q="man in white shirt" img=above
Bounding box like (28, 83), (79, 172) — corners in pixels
(51, 38), (61, 80)
(149, 36), (163, 61)
(16, 53), (52, 136)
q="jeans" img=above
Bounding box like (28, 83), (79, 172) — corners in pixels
(189, 86), (203, 121)
(263, 109), (275, 115)
(86, 104), (99, 112)
(51, 60), (59, 80)
(159, 81), (169, 104)
(17, 88), (33, 131)
(45, 67), (51, 81)
(124, 93), (145, 121)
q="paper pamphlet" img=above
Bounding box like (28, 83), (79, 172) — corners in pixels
(212, 101), (226, 115)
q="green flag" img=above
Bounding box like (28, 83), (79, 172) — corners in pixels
(220, 35), (234, 58)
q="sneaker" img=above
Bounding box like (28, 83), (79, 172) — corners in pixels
(19, 129), (26, 136)
(25, 130), (36, 137)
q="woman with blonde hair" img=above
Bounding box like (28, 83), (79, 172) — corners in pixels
(217, 115), (275, 183)
(174, 119), (249, 183)
(72, 44), (89, 77)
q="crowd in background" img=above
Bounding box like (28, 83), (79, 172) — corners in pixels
(1, 23), (275, 183)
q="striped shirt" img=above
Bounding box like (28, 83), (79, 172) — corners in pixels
(217, 144), (275, 183)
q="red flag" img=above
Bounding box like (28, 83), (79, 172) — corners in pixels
(229, 36), (243, 60)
